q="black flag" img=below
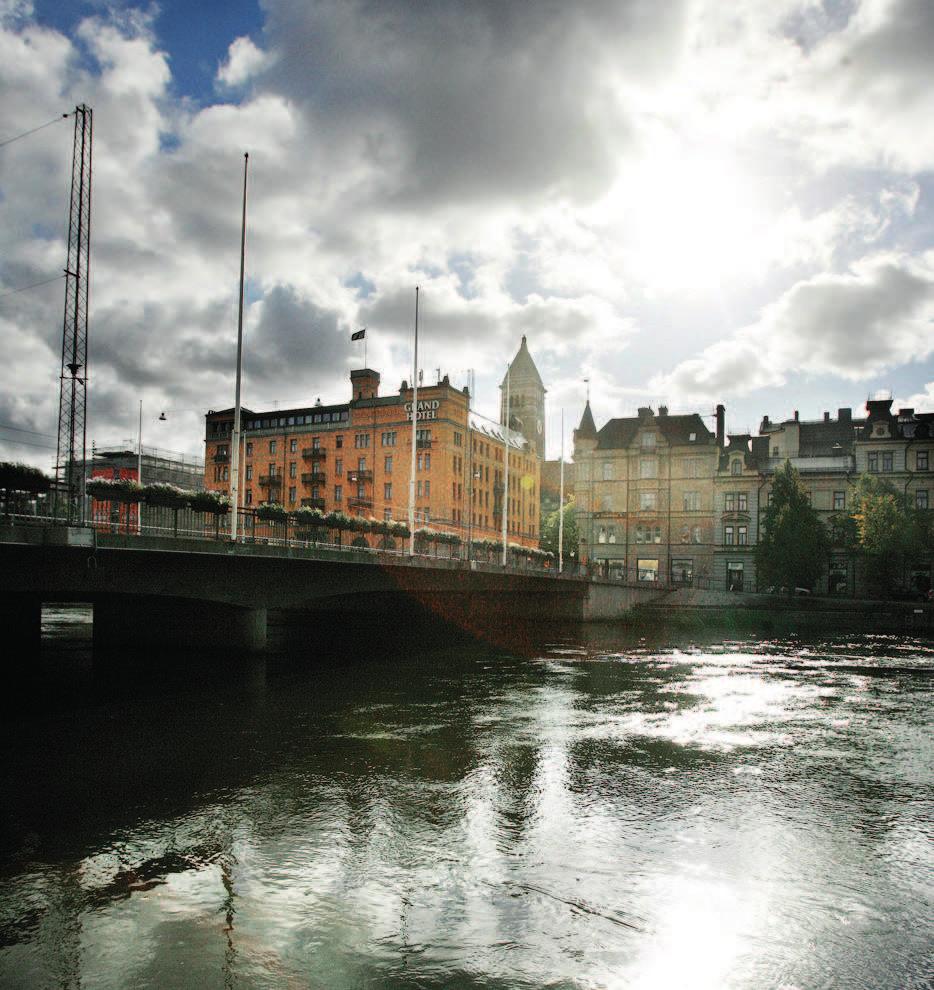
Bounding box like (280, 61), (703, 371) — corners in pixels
(351, 328), (366, 341)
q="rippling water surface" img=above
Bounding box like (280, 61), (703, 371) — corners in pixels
(1, 610), (932, 989)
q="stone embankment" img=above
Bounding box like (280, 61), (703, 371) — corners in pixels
(633, 587), (933, 634)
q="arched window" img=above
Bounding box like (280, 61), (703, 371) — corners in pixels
(731, 459), (742, 476)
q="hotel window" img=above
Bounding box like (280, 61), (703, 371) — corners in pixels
(311, 436), (320, 449)
(738, 526), (748, 545)
(917, 490), (929, 510)
(683, 491), (700, 511)
(882, 451), (893, 473)
(357, 456), (367, 471)
(354, 434), (369, 448)
(246, 465), (253, 481)
(290, 439), (297, 453)
(868, 452), (879, 472)
(640, 492), (657, 511)
(385, 455), (393, 473)
(382, 431), (397, 446)
(417, 454), (423, 471)
(417, 481), (423, 497)
(641, 433), (656, 449)
(357, 484), (365, 498)
(834, 490), (845, 510)
(384, 508), (392, 520)
(424, 453), (431, 470)
(335, 435), (343, 448)
(288, 487), (296, 505)
(424, 480), (430, 497)
(223, 467), (229, 480)
(918, 450), (929, 471)
(289, 462), (296, 478)
(245, 490), (252, 505)
(245, 441), (253, 456)
(334, 485), (342, 502)
(311, 486), (320, 500)
(639, 458), (657, 479)
(724, 525), (734, 545)
(602, 461), (613, 480)
(269, 440), (277, 454)
(384, 483), (392, 500)
(454, 432), (463, 447)
(335, 458), (342, 477)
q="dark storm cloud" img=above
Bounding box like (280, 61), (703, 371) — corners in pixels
(257, 0), (689, 206)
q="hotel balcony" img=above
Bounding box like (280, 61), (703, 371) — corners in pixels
(300, 497), (326, 509)
(302, 447), (326, 460)
(301, 472), (326, 485)
(347, 469), (373, 483)
(348, 496), (373, 510)
(258, 474), (282, 487)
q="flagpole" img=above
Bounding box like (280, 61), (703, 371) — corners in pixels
(408, 287), (419, 556)
(230, 151), (249, 543)
(502, 366), (510, 567)
(559, 407), (564, 574)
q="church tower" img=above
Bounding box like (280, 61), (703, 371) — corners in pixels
(500, 335), (546, 459)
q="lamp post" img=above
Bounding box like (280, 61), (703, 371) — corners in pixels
(230, 152), (249, 543)
(137, 398), (143, 535)
(408, 286), (419, 556)
(558, 407), (564, 574)
(501, 366), (510, 567)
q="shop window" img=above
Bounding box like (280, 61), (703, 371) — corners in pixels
(637, 558), (659, 582)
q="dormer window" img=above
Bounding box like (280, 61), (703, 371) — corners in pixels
(731, 459), (742, 476)
(641, 433), (656, 449)
(689, 432), (696, 442)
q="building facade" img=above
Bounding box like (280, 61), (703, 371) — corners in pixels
(204, 366), (541, 548)
(573, 403), (719, 583)
(573, 398), (933, 595)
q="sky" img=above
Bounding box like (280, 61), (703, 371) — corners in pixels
(1, 0), (933, 470)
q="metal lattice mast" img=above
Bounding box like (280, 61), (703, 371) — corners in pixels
(55, 104), (93, 521)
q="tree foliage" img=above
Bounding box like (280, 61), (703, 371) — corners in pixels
(756, 461), (828, 591)
(540, 497), (579, 559)
(849, 474), (918, 596)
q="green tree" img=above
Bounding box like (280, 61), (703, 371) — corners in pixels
(540, 497), (579, 559)
(850, 474), (911, 596)
(756, 461), (828, 592)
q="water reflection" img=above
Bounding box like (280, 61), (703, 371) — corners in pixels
(0, 612), (931, 988)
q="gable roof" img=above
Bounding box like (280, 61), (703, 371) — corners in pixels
(594, 413), (712, 450)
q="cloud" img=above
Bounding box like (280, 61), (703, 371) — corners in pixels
(216, 36), (274, 89)
(654, 253), (934, 401)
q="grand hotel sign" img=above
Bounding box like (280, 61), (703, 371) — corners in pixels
(403, 399), (440, 421)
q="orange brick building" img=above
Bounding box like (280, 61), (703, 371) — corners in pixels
(204, 365), (541, 548)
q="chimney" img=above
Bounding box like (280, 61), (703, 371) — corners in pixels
(838, 407), (851, 422)
(658, 405), (668, 417)
(715, 403), (725, 447)
(760, 414), (771, 432)
(793, 410), (799, 422)
(351, 368), (380, 401)
(823, 411), (830, 422)
(898, 408), (914, 418)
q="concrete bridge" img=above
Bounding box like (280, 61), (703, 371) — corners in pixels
(0, 522), (663, 655)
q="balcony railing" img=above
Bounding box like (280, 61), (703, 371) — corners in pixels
(347, 469), (373, 483)
(347, 495), (373, 509)
(416, 439), (432, 449)
(301, 472), (326, 485)
(302, 447), (326, 460)
(258, 474), (282, 487)
(212, 452), (229, 463)
(300, 497), (326, 509)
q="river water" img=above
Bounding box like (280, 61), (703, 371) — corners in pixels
(1, 609), (931, 989)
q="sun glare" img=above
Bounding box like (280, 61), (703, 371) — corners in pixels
(603, 149), (771, 293)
